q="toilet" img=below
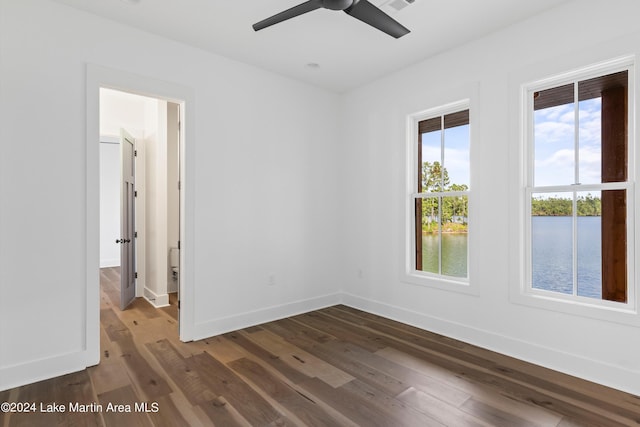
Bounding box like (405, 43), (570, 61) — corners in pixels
(169, 247), (180, 282)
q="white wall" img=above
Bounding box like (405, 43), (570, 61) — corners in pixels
(99, 140), (120, 267)
(143, 99), (170, 306)
(0, 0), (340, 391)
(338, 0), (640, 396)
(167, 102), (180, 293)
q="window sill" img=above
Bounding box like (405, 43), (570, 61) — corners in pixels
(402, 270), (479, 296)
(510, 286), (640, 327)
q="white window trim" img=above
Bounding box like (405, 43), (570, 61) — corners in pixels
(404, 98), (478, 295)
(512, 56), (640, 325)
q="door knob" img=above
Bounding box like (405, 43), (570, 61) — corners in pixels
(116, 239), (123, 244)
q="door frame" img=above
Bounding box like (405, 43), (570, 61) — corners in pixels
(86, 64), (195, 366)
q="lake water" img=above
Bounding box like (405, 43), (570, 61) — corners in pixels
(421, 216), (602, 298)
(531, 216), (601, 298)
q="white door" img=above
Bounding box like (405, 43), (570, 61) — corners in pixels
(119, 129), (136, 310)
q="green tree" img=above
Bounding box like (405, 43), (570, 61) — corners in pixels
(577, 193), (601, 216)
(421, 161), (449, 228)
(448, 184), (469, 223)
(421, 161), (450, 192)
(420, 162), (468, 232)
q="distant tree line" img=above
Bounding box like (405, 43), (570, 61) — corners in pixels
(531, 193), (601, 216)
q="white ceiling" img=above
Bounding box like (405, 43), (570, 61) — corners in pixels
(52, 0), (571, 92)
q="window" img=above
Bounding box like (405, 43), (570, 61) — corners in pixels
(410, 103), (470, 282)
(524, 62), (633, 306)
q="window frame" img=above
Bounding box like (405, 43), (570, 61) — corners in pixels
(405, 99), (477, 294)
(519, 57), (638, 316)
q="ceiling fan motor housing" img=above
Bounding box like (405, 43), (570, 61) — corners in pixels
(323, 0), (358, 11)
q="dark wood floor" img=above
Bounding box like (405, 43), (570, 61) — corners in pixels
(1, 268), (639, 426)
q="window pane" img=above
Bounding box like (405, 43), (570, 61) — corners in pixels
(577, 97), (602, 184)
(576, 191), (602, 298)
(534, 102), (575, 187)
(531, 192), (573, 294)
(441, 196), (468, 278)
(419, 196), (440, 274)
(421, 130), (443, 192)
(444, 124), (470, 191)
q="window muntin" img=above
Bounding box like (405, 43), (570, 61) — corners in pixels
(414, 109), (470, 280)
(526, 68), (631, 304)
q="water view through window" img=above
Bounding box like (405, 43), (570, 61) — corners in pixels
(416, 109), (469, 279)
(526, 68), (630, 302)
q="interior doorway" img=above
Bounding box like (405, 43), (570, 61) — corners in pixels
(87, 64), (195, 365)
(99, 88), (182, 329)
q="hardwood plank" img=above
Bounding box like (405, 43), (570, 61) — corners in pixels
(223, 331), (312, 385)
(271, 317), (335, 344)
(145, 394), (189, 427)
(0, 390), (8, 427)
(339, 377), (445, 427)
(326, 340), (471, 406)
(459, 397), (543, 427)
(188, 351), (283, 426)
(51, 370), (104, 427)
(100, 308), (133, 343)
(145, 339), (215, 405)
(112, 335), (173, 400)
(8, 371), (104, 427)
(397, 387), (490, 427)
(472, 386), (563, 426)
(245, 329), (354, 388)
(87, 358), (131, 396)
(97, 385), (152, 427)
(302, 338), (409, 396)
(297, 377), (393, 427)
(228, 357), (347, 427)
(187, 336), (248, 363)
(291, 312), (386, 352)
(161, 391), (212, 427)
(197, 396), (252, 427)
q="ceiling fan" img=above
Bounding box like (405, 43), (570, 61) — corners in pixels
(253, 0), (410, 39)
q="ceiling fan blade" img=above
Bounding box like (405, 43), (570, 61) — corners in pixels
(344, 0), (410, 38)
(253, 0), (324, 32)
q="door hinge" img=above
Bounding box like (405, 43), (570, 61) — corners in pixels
(134, 190), (138, 198)
(135, 272), (138, 279)
(134, 231), (138, 238)
(134, 150), (138, 157)
(178, 181), (181, 190)
(178, 300), (180, 309)
(178, 240), (181, 250)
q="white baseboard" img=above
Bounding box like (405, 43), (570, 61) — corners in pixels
(99, 259), (120, 268)
(0, 350), (93, 392)
(143, 287), (169, 307)
(340, 292), (640, 397)
(192, 293), (342, 340)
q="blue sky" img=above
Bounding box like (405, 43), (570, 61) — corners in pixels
(533, 98), (602, 188)
(419, 98), (601, 194)
(421, 124), (470, 189)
